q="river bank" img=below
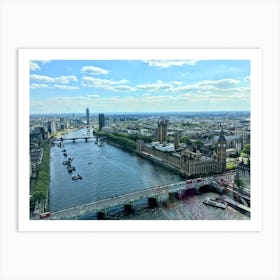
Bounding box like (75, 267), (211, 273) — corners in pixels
(106, 140), (135, 153)
(30, 141), (51, 216)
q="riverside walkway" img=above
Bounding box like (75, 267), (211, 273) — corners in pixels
(49, 176), (221, 220)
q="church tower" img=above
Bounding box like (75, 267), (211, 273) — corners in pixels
(216, 125), (227, 173)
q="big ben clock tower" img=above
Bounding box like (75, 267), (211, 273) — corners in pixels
(216, 125), (227, 173)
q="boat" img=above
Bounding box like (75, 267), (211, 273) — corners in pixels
(67, 166), (76, 172)
(72, 174), (82, 180)
(203, 198), (226, 209)
(63, 152), (67, 157)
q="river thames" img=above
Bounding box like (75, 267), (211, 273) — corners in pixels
(49, 128), (248, 220)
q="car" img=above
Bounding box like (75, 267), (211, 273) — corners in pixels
(39, 212), (51, 219)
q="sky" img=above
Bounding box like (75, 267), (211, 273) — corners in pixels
(30, 59), (250, 114)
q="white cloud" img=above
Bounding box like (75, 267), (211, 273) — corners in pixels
(87, 94), (100, 98)
(30, 83), (48, 89)
(82, 76), (132, 91)
(30, 74), (78, 84)
(114, 85), (135, 92)
(80, 76), (243, 95)
(137, 80), (176, 91)
(143, 60), (199, 68)
(54, 84), (79, 90)
(175, 79), (241, 93)
(38, 60), (51, 64)
(198, 78), (239, 87)
(30, 60), (51, 71)
(81, 76), (244, 96)
(30, 87), (250, 113)
(81, 66), (109, 75)
(136, 79), (240, 93)
(30, 61), (40, 71)
(31, 83), (79, 90)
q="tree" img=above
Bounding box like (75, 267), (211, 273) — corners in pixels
(194, 140), (203, 150)
(242, 144), (250, 156)
(180, 136), (191, 145)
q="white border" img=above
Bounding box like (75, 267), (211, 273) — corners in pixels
(18, 48), (262, 231)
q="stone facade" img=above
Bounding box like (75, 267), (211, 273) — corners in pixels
(157, 118), (168, 143)
(137, 129), (227, 177)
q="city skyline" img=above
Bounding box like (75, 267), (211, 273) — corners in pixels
(30, 60), (250, 114)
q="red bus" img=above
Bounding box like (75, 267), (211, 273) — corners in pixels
(39, 212), (51, 219)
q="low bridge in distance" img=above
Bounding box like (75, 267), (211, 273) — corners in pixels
(51, 136), (96, 143)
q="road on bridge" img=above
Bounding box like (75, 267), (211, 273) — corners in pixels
(49, 178), (215, 220)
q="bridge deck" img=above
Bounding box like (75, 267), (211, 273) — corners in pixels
(51, 136), (96, 143)
(49, 179), (214, 220)
(47, 173), (248, 220)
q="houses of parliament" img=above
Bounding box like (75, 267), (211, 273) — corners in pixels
(136, 117), (227, 177)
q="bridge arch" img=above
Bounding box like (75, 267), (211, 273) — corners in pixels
(197, 184), (214, 193)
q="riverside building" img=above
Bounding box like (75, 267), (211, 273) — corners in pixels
(136, 120), (227, 177)
(98, 113), (105, 131)
(86, 107), (90, 125)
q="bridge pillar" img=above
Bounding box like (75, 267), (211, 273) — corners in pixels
(233, 192), (241, 202)
(85, 138), (88, 142)
(148, 197), (158, 208)
(175, 190), (185, 200)
(168, 192), (177, 202)
(72, 139), (75, 143)
(97, 211), (106, 220)
(124, 204), (134, 213)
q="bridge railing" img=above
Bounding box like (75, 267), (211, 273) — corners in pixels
(50, 178), (219, 219)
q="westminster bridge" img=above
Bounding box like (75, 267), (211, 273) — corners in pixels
(47, 176), (228, 220)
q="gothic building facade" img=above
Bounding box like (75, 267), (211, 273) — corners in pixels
(137, 129), (227, 177)
(157, 118), (168, 143)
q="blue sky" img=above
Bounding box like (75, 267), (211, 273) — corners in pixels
(30, 59), (250, 114)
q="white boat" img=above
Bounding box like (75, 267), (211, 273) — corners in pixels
(203, 198), (226, 209)
(72, 174), (82, 180)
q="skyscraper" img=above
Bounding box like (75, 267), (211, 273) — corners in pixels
(86, 107), (89, 125)
(98, 113), (105, 131)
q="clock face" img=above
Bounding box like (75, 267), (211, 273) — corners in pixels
(218, 144), (221, 147)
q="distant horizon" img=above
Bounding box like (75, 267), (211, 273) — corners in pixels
(30, 110), (250, 116)
(30, 60), (250, 114)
